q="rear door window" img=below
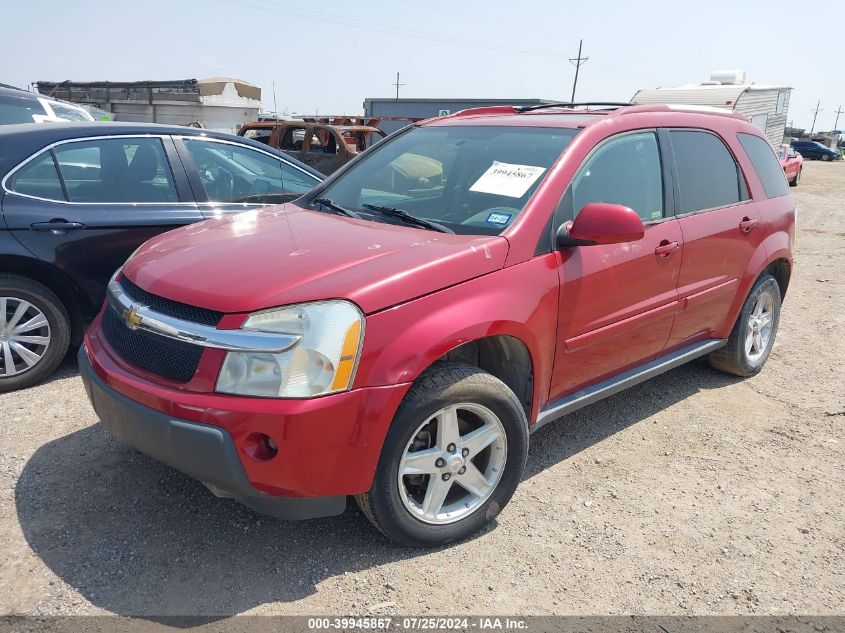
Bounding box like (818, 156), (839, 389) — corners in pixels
(53, 137), (178, 203)
(280, 126), (309, 151)
(572, 131), (664, 222)
(737, 133), (790, 199)
(669, 130), (746, 213)
(307, 128), (338, 156)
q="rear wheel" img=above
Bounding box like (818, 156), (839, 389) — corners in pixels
(708, 273), (780, 377)
(356, 362), (528, 547)
(0, 276), (70, 392)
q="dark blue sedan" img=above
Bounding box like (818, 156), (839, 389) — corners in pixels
(0, 122), (323, 391)
(790, 140), (841, 161)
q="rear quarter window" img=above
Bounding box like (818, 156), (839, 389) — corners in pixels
(738, 133), (789, 199)
(7, 151), (66, 200)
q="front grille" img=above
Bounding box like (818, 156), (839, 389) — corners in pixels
(120, 277), (223, 327)
(102, 307), (204, 383)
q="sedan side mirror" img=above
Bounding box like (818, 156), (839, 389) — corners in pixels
(556, 202), (645, 248)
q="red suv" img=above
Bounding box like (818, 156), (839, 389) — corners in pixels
(79, 103), (795, 546)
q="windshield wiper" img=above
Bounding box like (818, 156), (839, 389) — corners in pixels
(362, 203), (454, 234)
(313, 198), (363, 220)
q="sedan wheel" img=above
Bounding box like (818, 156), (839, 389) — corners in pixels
(0, 276), (70, 393)
(0, 297), (51, 377)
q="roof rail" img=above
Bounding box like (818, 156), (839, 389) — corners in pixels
(447, 105), (520, 119)
(616, 103), (748, 120)
(515, 101), (632, 113)
(439, 102), (750, 122)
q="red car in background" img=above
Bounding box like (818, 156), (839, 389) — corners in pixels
(777, 144), (803, 186)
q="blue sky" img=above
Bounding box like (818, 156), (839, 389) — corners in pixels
(1, 0), (839, 131)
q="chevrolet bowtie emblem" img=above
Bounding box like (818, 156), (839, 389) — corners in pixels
(122, 306), (143, 329)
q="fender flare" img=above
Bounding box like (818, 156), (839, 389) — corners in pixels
(718, 236), (792, 339)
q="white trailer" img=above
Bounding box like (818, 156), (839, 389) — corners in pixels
(633, 71), (791, 146)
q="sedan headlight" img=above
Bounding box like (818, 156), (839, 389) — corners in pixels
(216, 300), (364, 398)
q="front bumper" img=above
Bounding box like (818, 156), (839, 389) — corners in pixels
(80, 348), (345, 519)
(80, 324), (412, 515)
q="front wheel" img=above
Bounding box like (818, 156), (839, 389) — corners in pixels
(789, 168), (801, 187)
(821, 153), (831, 161)
(356, 362), (528, 547)
(708, 273), (780, 377)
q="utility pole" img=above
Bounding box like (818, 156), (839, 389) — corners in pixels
(568, 39), (588, 103)
(833, 105), (843, 133)
(810, 100), (822, 134)
(392, 72), (405, 101)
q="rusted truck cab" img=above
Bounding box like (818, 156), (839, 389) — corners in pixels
(238, 121), (386, 175)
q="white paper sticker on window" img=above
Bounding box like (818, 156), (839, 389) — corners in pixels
(469, 161), (546, 198)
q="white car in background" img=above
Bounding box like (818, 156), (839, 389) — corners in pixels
(0, 85), (95, 124)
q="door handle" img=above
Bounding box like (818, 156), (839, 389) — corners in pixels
(739, 217), (759, 234)
(30, 220), (85, 232)
(654, 240), (679, 257)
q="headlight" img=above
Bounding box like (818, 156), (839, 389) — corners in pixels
(216, 300), (364, 398)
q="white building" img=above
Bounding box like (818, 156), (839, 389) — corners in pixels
(633, 71), (791, 146)
(35, 78), (261, 134)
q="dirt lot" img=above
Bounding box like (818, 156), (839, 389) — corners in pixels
(0, 161), (842, 618)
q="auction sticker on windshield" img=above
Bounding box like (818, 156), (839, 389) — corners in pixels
(469, 161), (546, 198)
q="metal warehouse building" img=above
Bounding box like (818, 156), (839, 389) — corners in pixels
(35, 78), (261, 134)
(633, 71), (791, 146)
(363, 97), (553, 134)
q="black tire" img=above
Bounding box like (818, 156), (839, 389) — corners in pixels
(708, 273), (780, 377)
(0, 275), (70, 393)
(789, 168), (801, 187)
(355, 361), (528, 547)
(821, 153), (831, 162)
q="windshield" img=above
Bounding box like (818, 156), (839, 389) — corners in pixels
(304, 125), (579, 235)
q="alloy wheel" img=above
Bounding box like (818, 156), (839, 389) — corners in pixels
(745, 291), (774, 363)
(0, 297), (51, 377)
(398, 403), (507, 525)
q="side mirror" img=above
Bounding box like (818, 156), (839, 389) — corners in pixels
(556, 202), (645, 248)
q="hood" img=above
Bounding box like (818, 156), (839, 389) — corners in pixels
(122, 204), (509, 315)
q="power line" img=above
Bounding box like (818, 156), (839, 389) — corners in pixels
(218, 0), (568, 60)
(569, 40), (588, 103)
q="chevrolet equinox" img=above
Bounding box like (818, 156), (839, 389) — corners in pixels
(78, 103), (795, 546)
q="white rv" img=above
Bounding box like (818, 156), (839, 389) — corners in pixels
(633, 70), (791, 146)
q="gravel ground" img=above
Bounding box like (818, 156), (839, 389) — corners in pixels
(0, 161), (843, 618)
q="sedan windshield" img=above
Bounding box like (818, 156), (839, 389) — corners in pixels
(304, 125), (579, 235)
